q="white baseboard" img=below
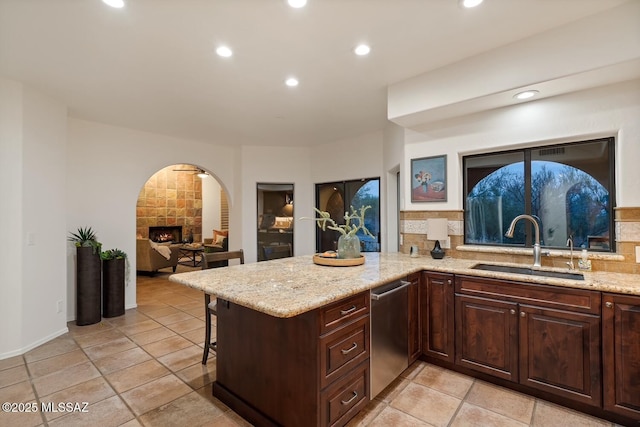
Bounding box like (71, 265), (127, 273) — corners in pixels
(0, 327), (69, 360)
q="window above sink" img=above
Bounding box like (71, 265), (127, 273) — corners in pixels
(463, 137), (615, 253)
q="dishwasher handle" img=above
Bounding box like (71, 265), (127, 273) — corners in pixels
(371, 280), (411, 301)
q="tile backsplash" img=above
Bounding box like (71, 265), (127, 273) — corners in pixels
(400, 207), (640, 275)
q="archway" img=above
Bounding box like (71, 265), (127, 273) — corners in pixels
(134, 164), (229, 276)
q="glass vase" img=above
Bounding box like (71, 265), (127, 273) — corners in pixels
(337, 234), (361, 259)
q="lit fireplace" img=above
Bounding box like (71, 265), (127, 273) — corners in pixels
(149, 226), (182, 243)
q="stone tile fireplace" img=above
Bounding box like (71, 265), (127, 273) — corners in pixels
(136, 164), (203, 242)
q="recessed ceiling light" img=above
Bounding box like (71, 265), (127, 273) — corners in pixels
(102, 0), (125, 8)
(285, 77), (299, 87)
(354, 44), (371, 56)
(216, 46), (233, 58)
(287, 0), (307, 8)
(461, 0), (483, 8)
(514, 90), (539, 100)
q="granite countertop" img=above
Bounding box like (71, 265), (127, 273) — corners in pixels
(168, 253), (640, 318)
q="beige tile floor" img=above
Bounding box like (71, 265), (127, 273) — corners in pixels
(0, 266), (619, 427)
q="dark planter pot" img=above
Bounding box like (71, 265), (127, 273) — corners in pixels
(76, 246), (102, 326)
(102, 258), (125, 318)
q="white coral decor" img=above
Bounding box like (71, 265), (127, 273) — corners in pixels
(308, 205), (374, 238)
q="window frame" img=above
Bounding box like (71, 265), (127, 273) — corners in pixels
(463, 137), (616, 252)
(314, 177), (381, 254)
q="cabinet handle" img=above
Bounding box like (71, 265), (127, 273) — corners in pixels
(340, 305), (357, 316)
(447, 280), (452, 285)
(605, 301), (613, 308)
(341, 391), (358, 405)
(341, 342), (358, 355)
(510, 309), (516, 315)
(520, 312), (526, 318)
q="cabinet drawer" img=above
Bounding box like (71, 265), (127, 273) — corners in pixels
(320, 359), (369, 427)
(320, 316), (370, 388)
(319, 292), (370, 335)
(456, 275), (600, 314)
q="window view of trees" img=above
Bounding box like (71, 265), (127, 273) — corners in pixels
(466, 162), (524, 245)
(315, 178), (380, 253)
(351, 180), (380, 251)
(464, 138), (614, 251)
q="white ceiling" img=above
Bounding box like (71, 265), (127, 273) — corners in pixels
(0, 0), (630, 147)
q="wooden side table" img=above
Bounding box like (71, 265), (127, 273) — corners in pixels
(178, 245), (204, 267)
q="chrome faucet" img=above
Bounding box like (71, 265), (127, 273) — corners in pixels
(505, 214), (542, 268)
(566, 236), (575, 270)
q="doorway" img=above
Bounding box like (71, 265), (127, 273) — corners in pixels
(134, 164), (228, 273)
(257, 183), (294, 261)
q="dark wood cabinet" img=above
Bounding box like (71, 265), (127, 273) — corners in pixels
(320, 360), (369, 427)
(421, 271), (455, 364)
(455, 294), (518, 381)
(519, 305), (601, 406)
(319, 316), (369, 389)
(407, 272), (421, 364)
(209, 265), (637, 426)
(455, 275), (601, 406)
(214, 291), (370, 427)
(602, 293), (640, 420)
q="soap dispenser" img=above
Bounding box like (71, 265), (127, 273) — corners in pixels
(578, 246), (592, 271)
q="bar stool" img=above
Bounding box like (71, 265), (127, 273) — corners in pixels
(201, 249), (244, 364)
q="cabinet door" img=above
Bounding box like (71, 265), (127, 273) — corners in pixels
(422, 272), (455, 363)
(519, 305), (601, 406)
(603, 293), (640, 419)
(455, 294), (518, 381)
(408, 273), (421, 364)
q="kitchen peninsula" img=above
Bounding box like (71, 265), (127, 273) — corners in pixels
(169, 253), (640, 426)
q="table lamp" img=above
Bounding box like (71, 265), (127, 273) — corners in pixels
(427, 218), (448, 259)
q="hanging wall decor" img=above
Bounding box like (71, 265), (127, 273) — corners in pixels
(411, 155), (447, 202)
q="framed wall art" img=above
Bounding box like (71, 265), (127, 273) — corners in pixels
(411, 155), (447, 202)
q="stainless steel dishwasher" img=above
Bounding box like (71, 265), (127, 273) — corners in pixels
(370, 279), (410, 398)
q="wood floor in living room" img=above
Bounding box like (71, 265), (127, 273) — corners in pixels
(0, 265), (617, 426)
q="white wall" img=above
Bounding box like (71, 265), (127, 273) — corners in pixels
(383, 123), (405, 252)
(22, 84), (68, 346)
(310, 131), (384, 185)
(0, 78), (68, 358)
(66, 119), (239, 319)
(240, 145), (313, 262)
(310, 131), (386, 249)
(202, 176), (222, 239)
(403, 79), (640, 211)
(0, 78), (25, 356)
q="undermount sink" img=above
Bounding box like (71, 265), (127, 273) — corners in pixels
(471, 263), (585, 281)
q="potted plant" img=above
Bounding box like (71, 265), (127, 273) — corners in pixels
(100, 248), (127, 318)
(307, 205), (374, 259)
(68, 227), (102, 325)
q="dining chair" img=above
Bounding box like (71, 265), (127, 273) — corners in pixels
(201, 249), (244, 364)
